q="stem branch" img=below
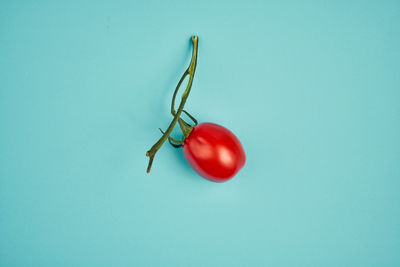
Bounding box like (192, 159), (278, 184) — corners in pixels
(146, 35), (199, 173)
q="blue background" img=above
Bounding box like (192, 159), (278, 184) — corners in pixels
(1, 1), (399, 266)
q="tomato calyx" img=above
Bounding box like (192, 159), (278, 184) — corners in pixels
(159, 109), (198, 149)
(146, 36), (199, 173)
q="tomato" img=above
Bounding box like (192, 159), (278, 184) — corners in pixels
(182, 122), (246, 182)
(145, 36), (247, 181)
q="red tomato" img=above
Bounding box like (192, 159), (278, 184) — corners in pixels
(182, 122), (246, 182)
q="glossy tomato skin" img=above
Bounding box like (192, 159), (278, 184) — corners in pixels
(182, 122), (246, 182)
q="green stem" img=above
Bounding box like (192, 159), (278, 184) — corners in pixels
(146, 35), (199, 173)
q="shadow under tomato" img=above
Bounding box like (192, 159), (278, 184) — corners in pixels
(170, 146), (202, 181)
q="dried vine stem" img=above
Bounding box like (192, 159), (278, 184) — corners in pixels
(146, 36), (199, 173)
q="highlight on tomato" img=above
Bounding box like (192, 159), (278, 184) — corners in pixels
(146, 35), (246, 182)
